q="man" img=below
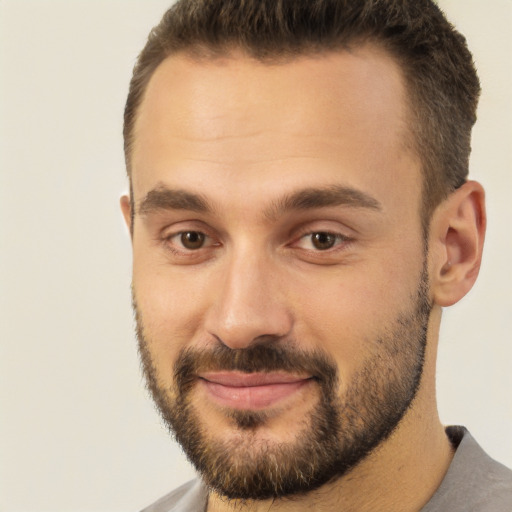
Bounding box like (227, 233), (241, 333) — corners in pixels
(121, 0), (512, 510)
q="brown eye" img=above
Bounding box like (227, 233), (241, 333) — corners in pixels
(311, 232), (337, 250)
(180, 231), (205, 249)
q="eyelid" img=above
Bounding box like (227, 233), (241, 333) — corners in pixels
(286, 220), (356, 258)
(157, 220), (222, 260)
(166, 230), (217, 249)
(159, 218), (214, 240)
(292, 220), (353, 240)
(293, 231), (351, 250)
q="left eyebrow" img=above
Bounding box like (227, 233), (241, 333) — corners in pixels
(264, 185), (382, 221)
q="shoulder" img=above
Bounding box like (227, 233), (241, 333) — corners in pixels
(422, 426), (512, 512)
(140, 479), (208, 512)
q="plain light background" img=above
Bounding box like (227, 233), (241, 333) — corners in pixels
(0, 1), (510, 510)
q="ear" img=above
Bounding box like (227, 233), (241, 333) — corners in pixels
(429, 181), (486, 307)
(120, 194), (133, 239)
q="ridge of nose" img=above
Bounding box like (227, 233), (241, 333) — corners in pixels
(203, 252), (293, 350)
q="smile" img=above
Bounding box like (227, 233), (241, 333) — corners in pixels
(199, 371), (313, 410)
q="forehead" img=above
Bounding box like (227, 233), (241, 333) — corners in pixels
(131, 45), (420, 213)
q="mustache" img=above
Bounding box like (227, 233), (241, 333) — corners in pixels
(173, 340), (339, 392)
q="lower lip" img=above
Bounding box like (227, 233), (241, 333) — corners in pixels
(201, 379), (311, 410)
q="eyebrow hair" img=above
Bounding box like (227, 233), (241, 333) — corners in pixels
(264, 185), (382, 221)
(137, 186), (212, 216)
(136, 183), (381, 221)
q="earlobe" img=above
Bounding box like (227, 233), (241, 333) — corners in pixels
(120, 194), (133, 239)
(430, 181), (486, 307)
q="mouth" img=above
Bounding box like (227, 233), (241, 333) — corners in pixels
(198, 371), (314, 410)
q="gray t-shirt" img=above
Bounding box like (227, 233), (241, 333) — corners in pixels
(141, 427), (512, 512)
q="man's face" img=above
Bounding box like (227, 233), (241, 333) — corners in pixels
(126, 46), (431, 499)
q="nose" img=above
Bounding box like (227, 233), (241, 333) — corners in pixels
(203, 248), (293, 350)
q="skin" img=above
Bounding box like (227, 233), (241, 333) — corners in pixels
(122, 44), (486, 511)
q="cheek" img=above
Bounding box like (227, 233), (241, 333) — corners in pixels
(290, 257), (422, 377)
(132, 258), (212, 377)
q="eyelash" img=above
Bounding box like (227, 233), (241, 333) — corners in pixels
(162, 230), (217, 255)
(292, 230), (352, 252)
(160, 227), (353, 261)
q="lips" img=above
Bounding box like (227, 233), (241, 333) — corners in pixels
(199, 371), (313, 410)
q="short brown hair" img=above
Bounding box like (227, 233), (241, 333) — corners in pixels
(124, 0), (480, 221)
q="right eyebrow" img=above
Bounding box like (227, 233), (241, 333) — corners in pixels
(137, 186), (213, 216)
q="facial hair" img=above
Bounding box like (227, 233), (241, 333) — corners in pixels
(133, 263), (431, 500)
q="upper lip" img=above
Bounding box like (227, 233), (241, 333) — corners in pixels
(199, 371), (311, 387)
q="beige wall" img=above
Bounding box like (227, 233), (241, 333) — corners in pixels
(0, 1), (510, 510)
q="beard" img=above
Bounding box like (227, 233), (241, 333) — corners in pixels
(133, 262), (432, 501)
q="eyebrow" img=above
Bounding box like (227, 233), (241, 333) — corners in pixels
(264, 185), (382, 221)
(136, 184), (381, 219)
(137, 186), (213, 216)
